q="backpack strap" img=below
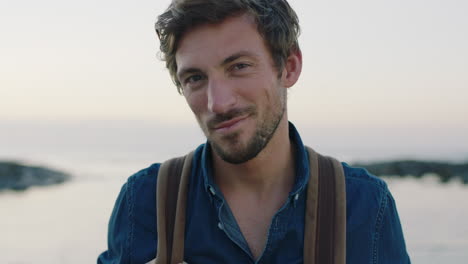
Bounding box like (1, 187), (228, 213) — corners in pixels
(154, 151), (194, 264)
(153, 147), (346, 264)
(304, 146), (346, 264)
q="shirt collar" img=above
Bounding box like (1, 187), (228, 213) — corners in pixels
(200, 121), (310, 198)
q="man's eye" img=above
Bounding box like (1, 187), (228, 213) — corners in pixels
(185, 75), (204, 84)
(232, 63), (250, 71)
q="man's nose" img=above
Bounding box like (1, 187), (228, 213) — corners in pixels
(207, 77), (236, 114)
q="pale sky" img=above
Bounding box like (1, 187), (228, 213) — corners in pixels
(1, 0), (467, 138)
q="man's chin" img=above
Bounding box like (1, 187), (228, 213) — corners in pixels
(213, 148), (255, 165)
(209, 137), (264, 165)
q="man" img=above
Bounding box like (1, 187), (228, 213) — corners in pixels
(98, 0), (411, 263)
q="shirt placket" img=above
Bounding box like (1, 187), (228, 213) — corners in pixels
(212, 190), (300, 264)
(255, 194), (298, 264)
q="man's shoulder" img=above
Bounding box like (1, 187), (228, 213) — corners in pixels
(341, 161), (391, 213)
(129, 163), (161, 181)
(125, 163), (161, 198)
(341, 162), (389, 193)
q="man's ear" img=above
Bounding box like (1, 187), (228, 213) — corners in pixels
(281, 48), (302, 88)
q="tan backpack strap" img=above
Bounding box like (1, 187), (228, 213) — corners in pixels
(304, 147), (346, 264)
(332, 155), (347, 263)
(155, 151), (194, 264)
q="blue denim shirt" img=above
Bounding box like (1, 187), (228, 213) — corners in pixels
(98, 123), (410, 264)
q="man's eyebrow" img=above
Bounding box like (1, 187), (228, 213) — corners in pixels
(221, 51), (258, 66)
(177, 51), (258, 80)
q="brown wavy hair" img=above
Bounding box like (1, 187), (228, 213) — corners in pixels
(155, 0), (300, 94)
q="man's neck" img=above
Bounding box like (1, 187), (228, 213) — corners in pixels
(211, 119), (296, 200)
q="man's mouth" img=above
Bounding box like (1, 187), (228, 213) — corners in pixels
(213, 115), (248, 132)
(206, 106), (256, 134)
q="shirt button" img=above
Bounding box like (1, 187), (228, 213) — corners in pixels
(294, 193), (300, 201)
(208, 186), (216, 196)
(218, 222), (224, 230)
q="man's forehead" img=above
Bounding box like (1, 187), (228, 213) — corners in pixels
(175, 14), (264, 70)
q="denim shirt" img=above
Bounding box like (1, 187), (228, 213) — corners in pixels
(98, 123), (411, 264)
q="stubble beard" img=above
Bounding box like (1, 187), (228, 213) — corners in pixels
(201, 88), (287, 164)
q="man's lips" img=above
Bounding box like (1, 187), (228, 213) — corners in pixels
(212, 115), (249, 131)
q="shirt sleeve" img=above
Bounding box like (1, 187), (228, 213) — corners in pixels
(376, 190), (411, 264)
(97, 164), (159, 264)
(97, 182), (131, 264)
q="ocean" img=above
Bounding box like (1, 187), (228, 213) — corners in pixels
(1, 120), (467, 263)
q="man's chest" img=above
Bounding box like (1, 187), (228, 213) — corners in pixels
(183, 185), (306, 263)
(231, 204), (276, 260)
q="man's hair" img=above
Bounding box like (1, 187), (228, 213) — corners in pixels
(155, 0), (300, 94)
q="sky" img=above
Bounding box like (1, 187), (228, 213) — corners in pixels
(1, 0), (467, 160)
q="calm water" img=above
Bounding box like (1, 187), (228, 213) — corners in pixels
(2, 169), (467, 263)
(1, 121), (467, 263)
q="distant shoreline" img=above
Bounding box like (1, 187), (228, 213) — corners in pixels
(353, 160), (468, 184)
(0, 161), (70, 192)
(2, 158), (468, 192)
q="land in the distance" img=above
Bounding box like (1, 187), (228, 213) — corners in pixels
(0, 161), (70, 192)
(352, 160), (468, 184)
(1, 159), (467, 192)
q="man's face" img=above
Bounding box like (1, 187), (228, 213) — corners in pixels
(175, 14), (288, 164)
